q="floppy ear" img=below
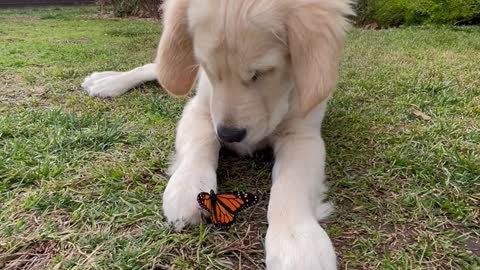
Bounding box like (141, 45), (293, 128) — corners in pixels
(155, 0), (198, 96)
(286, 0), (353, 115)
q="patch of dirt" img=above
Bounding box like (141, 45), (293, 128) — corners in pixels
(377, 223), (416, 252)
(3, 240), (59, 270)
(50, 38), (91, 44)
(79, 13), (159, 22)
(3, 38), (25, 43)
(333, 220), (419, 268)
(465, 237), (480, 257)
(442, 215), (480, 257)
(0, 15), (39, 22)
(0, 74), (49, 108)
(48, 210), (74, 230)
(219, 225), (265, 269)
(114, 223), (144, 240)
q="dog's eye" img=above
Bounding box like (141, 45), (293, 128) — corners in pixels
(251, 71), (261, 82)
(249, 68), (275, 83)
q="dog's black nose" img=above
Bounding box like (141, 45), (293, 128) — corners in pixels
(217, 126), (247, 143)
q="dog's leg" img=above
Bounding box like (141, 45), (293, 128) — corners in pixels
(163, 95), (221, 231)
(266, 130), (336, 270)
(82, 63), (157, 97)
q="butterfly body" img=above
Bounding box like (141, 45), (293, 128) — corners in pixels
(197, 189), (259, 230)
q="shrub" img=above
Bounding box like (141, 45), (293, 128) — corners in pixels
(139, 0), (163, 19)
(356, 0), (374, 25)
(356, 0), (480, 27)
(111, 0), (139, 17)
(97, 0), (163, 19)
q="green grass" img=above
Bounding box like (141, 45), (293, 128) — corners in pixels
(0, 7), (479, 270)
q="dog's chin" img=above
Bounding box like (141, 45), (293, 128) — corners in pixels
(223, 140), (256, 156)
(224, 135), (269, 157)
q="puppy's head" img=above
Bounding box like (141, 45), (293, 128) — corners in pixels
(156, 0), (353, 146)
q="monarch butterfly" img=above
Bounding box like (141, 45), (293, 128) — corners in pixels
(197, 189), (259, 230)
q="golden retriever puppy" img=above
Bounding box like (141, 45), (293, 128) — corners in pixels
(82, 0), (353, 268)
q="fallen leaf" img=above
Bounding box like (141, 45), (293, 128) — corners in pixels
(364, 23), (379, 30)
(413, 110), (431, 121)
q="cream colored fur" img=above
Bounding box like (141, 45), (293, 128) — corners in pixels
(82, 0), (354, 269)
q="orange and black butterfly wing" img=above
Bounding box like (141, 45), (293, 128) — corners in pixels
(197, 192), (213, 213)
(211, 199), (237, 230)
(198, 190), (259, 230)
(197, 190), (235, 230)
(215, 192), (259, 214)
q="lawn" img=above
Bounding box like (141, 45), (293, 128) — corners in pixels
(0, 7), (479, 270)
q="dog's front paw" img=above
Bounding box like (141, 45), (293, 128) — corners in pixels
(81, 71), (129, 97)
(162, 169), (216, 231)
(265, 221), (337, 270)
